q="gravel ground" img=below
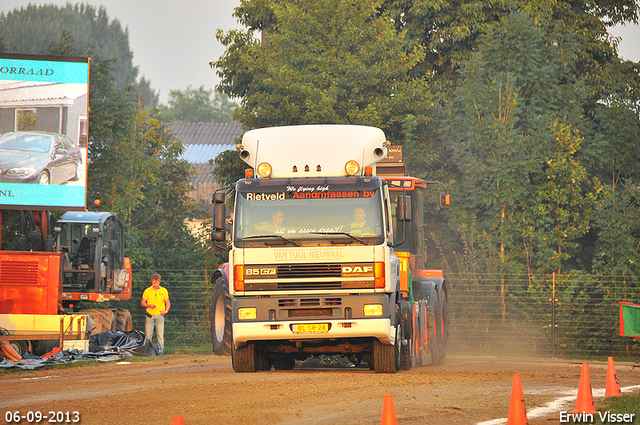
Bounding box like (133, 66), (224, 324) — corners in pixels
(1, 354), (640, 425)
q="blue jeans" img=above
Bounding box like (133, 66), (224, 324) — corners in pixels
(145, 314), (165, 354)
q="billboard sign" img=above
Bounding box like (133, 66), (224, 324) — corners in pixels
(0, 53), (89, 211)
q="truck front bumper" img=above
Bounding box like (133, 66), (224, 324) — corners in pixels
(231, 293), (394, 346)
(233, 318), (393, 346)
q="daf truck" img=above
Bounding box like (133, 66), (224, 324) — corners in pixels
(210, 125), (449, 373)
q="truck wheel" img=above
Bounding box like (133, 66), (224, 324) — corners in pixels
(272, 354), (295, 370)
(400, 302), (412, 371)
(417, 300), (428, 366)
(401, 338), (411, 371)
(394, 321), (402, 372)
(258, 352), (273, 371)
(437, 286), (449, 364)
(210, 276), (232, 356)
(427, 291), (443, 365)
(232, 342), (258, 373)
(373, 319), (400, 374)
(373, 339), (396, 373)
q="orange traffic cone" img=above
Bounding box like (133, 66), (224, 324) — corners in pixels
(606, 356), (622, 397)
(507, 374), (529, 425)
(170, 416), (185, 425)
(571, 363), (596, 414)
(381, 394), (398, 425)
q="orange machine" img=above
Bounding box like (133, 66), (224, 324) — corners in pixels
(0, 251), (64, 315)
(0, 210), (132, 356)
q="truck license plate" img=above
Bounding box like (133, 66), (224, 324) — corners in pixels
(292, 323), (329, 333)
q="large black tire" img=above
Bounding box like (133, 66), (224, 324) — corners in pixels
(272, 354), (296, 370)
(438, 285), (450, 363)
(373, 339), (397, 373)
(400, 304), (412, 371)
(427, 290), (443, 365)
(394, 320), (402, 372)
(373, 316), (400, 373)
(232, 342), (258, 373)
(401, 338), (411, 371)
(113, 308), (133, 332)
(416, 300), (428, 366)
(81, 308), (116, 334)
(258, 352), (273, 371)
(210, 276), (232, 356)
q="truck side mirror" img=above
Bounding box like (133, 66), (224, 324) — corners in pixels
(212, 192), (226, 204)
(397, 195), (412, 222)
(211, 204), (226, 241)
(213, 203), (226, 232)
(211, 190), (227, 242)
(439, 192), (451, 209)
(211, 229), (226, 242)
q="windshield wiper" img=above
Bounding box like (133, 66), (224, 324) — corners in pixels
(243, 234), (300, 246)
(309, 232), (367, 245)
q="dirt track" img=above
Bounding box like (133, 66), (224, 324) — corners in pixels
(2, 355), (640, 425)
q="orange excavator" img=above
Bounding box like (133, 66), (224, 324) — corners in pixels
(0, 208), (133, 356)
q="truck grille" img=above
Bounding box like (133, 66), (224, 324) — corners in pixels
(278, 281), (342, 290)
(277, 264), (341, 278)
(243, 263), (375, 291)
(278, 297), (342, 307)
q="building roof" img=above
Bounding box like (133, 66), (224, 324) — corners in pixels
(0, 81), (87, 107)
(181, 143), (235, 165)
(170, 122), (243, 164)
(169, 122), (244, 186)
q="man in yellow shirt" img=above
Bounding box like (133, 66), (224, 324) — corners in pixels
(141, 273), (170, 355)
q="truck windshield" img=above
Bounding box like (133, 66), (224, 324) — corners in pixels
(234, 178), (385, 247)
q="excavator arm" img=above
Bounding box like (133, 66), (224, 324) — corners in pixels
(19, 210), (55, 252)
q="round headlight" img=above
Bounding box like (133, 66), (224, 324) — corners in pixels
(257, 162), (272, 178)
(345, 160), (360, 176)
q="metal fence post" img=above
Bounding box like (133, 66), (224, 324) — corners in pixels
(551, 272), (556, 358)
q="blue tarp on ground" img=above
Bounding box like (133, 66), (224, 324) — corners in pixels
(0, 330), (158, 370)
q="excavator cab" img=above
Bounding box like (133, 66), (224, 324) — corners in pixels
(54, 212), (129, 297)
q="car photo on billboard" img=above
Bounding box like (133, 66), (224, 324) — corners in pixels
(0, 53), (89, 210)
(0, 131), (82, 185)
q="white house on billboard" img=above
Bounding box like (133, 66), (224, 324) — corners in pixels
(0, 81), (88, 147)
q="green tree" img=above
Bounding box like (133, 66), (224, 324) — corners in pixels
(137, 76), (160, 109)
(381, 0), (638, 82)
(524, 122), (601, 275)
(213, 0), (429, 136)
(388, 0), (640, 215)
(439, 13), (609, 324)
(158, 86), (237, 123)
(88, 60), (198, 269)
(592, 182), (640, 280)
(88, 55), (210, 344)
(211, 149), (246, 188)
(0, 3), (138, 88)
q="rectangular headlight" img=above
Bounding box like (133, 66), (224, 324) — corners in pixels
(238, 307), (257, 320)
(364, 304), (383, 316)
